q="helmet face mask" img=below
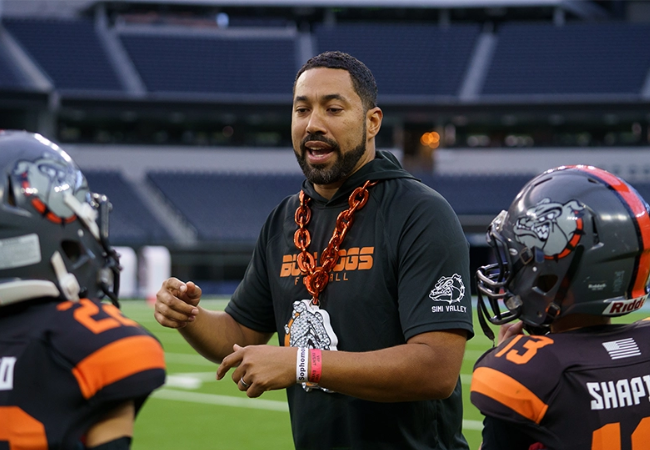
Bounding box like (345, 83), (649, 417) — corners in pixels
(476, 211), (522, 324)
(476, 166), (650, 335)
(0, 130), (120, 307)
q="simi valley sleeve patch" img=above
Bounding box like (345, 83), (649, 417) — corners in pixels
(429, 274), (467, 313)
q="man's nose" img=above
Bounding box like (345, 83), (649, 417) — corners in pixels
(306, 110), (327, 135)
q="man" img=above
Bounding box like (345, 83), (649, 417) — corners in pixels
(471, 165), (650, 450)
(0, 130), (166, 449)
(155, 51), (473, 449)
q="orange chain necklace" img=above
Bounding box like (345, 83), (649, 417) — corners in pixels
(294, 180), (377, 306)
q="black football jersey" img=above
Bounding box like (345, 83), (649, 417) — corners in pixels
(471, 318), (650, 450)
(0, 298), (166, 449)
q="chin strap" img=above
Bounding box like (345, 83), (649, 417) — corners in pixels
(51, 251), (80, 301)
(475, 298), (496, 345)
(99, 266), (120, 308)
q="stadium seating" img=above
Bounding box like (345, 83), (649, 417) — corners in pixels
(421, 174), (650, 219)
(4, 18), (124, 91)
(7, 16), (649, 99)
(146, 171), (304, 241)
(483, 22), (650, 96)
(2, 9), (650, 257)
(119, 33), (296, 94)
(145, 171), (536, 243)
(84, 170), (171, 244)
(420, 173), (535, 216)
(314, 23), (481, 97)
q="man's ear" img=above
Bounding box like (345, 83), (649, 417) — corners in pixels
(366, 107), (383, 139)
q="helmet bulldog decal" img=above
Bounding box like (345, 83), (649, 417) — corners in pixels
(14, 152), (87, 224)
(514, 198), (585, 259)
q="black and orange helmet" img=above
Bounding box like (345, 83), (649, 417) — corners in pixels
(476, 165), (650, 333)
(0, 130), (120, 306)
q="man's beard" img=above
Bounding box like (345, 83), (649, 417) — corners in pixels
(295, 126), (367, 185)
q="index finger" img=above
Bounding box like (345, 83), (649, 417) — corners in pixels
(216, 346), (244, 380)
(156, 279), (199, 316)
(182, 281), (202, 305)
(161, 277), (186, 297)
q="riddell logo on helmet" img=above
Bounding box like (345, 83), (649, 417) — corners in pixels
(603, 297), (646, 315)
(280, 247), (374, 278)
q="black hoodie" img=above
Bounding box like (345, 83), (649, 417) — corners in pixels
(227, 150), (473, 449)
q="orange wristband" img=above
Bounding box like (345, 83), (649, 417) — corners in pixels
(308, 349), (322, 383)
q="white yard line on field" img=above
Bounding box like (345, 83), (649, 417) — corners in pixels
(462, 419), (483, 430)
(153, 388), (484, 431)
(164, 371), (474, 390)
(152, 388), (289, 412)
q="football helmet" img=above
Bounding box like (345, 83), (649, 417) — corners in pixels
(476, 165), (650, 335)
(0, 130), (120, 306)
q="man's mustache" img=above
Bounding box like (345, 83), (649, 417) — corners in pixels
(301, 134), (338, 149)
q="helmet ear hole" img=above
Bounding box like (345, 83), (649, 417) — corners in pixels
(591, 215), (600, 245)
(5, 175), (16, 206)
(61, 240), (82, 263)
(535, 274), (558, 293)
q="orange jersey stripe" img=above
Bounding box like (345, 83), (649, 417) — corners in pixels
(72, 335), (165, 399)
(0, 406), (48, 450)
(570, 166), (650, 299)
(471, 366), (549, 424)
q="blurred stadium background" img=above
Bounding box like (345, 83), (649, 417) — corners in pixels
(1, 0), (649, 295)
(3, 0), (650, 297)
(2, 0), (650, 446)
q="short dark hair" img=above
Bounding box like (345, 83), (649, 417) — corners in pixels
(294, 51), (378, 111)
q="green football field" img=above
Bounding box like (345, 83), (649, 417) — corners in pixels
(121, 298), (647, 450)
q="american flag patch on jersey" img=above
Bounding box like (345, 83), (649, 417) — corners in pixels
(602, 338), (641, 360)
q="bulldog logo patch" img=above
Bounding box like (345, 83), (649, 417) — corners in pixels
(429, 274), (465, 304)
